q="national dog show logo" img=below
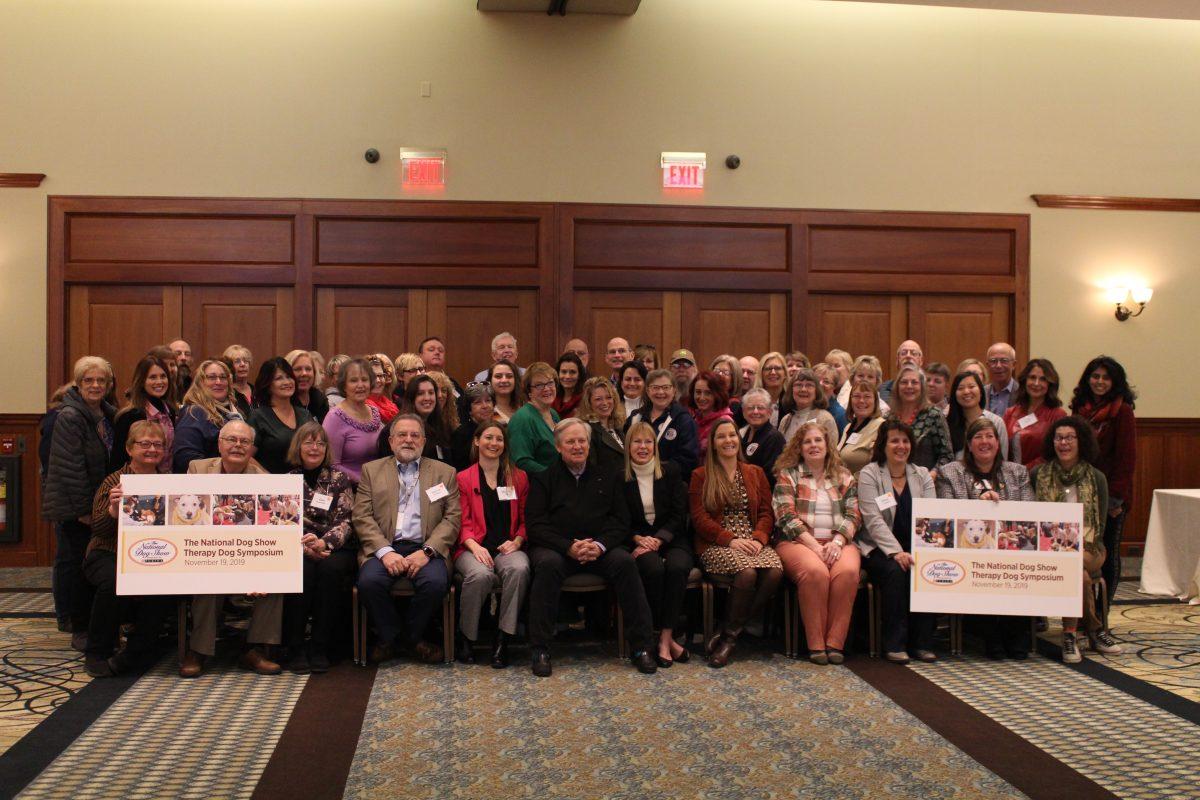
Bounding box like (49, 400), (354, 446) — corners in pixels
(128, 538), (178, 566)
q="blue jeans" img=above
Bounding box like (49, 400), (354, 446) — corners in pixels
(52, 520), (93, 629)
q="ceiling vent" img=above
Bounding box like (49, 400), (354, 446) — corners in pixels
(478, 0), (641, 15)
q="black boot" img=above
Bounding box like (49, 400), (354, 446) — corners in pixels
(490, 629), (509, 669)
(456, 632), (476, 664)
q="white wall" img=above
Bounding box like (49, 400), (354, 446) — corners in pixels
(1, 0), (1197, 413)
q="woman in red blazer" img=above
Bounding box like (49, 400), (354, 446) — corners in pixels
(689, 418), (783, 668)
(455, 421), (530, 668)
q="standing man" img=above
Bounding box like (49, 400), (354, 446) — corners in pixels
(669, 349), (698, 397)
(169, 339), (193, 392)
(525, 418), (657, 677)
(472, 332), (525, 383)
(605, 337), (632, 382)
(354, 415), (461, 664)
(182, 420), (280, 677)
(563, 338), (591, 370)
(420, 335), (466, 418)
(985, 342), (1019, 415)
(879, 340), (923, 405)
(739, 356), (759, 397)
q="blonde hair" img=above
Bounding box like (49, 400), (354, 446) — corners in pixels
(370, 354), (396, 394)
(426, 370), (460, 430)
(701, 418), (743, 515)
(577, 377), (625, 430)
(851, 354), (884, 384)
(125, 420), (166, 450)
(825, 349), (853, 371)
(72, 355), (114, 388)
(752, 351), (788, 399)
(774, 420), (847, 484)
(183, 359), (239, 426)
(223, 344), (252, 364)
(890, 364), (929, 415)
(623, 421), (663, 481)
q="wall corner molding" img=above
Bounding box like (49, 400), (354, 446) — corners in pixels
(0, 173), (46, 188)
(1031, 194), (1200, 212)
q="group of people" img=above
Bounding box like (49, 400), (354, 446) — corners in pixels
(40, 329), (1137, 677)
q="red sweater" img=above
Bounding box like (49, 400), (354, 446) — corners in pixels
(1004, 403), (1067, 471)
(1078, 400), (1137, 508)
(688, 463), (775, 557)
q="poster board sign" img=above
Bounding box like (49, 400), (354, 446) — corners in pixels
(911, 498), (1083, 617)
(117, 474), (303, 595)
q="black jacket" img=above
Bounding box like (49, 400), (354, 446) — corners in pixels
(526, 457), (630, 555)
(626, 402), (699, 481)
(42, 388), (115, 521)
(740, 422), (786, 487)
(622, 460), (687, 544)
(109, 398), (174, 472)
(587, 421), (625, 477)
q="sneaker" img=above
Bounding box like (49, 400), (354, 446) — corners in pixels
(1089, 630), (1123, 655)
(885, 651), (910, 664)
(1061, 632), (1082, 664)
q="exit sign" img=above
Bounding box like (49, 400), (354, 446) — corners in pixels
(660, 152), (706, 189)
(400, 148), (447, 187)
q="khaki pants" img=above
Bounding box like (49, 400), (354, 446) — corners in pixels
(189, 594), (283, 656)
(1070, 546), (1107, 633)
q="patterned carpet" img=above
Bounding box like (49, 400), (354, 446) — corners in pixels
(345, 645), (1023, 800)
(0, 618), (88, 757)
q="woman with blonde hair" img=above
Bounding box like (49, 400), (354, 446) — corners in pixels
(689, 418), (782, 668)
(623, 421), (692, 667)
(825, 349), (854, 408)
(752, 351), (788, 425)
(773, 420), (861, 664)
(223, 344), (254, 411)
(836, 380), (886, 476)
(577, 376), (626, 475)
(173, 358), (242, 472)
(323, 354), (351, 406)
(888, 364), (953, 475)
(426, 369), (461, 432)
(285, 349), (329, 423)
(392, 353), (426, 398)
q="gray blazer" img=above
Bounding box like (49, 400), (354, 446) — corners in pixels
(856, 461), (935, 557)
(935, 460), (1033, 502)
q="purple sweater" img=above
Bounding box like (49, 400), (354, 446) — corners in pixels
(322, 404), (382, 483)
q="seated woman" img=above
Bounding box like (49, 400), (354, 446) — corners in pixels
(1004, 357), (1067, 470)
(623, 421), (693, 667)
(627, 368), (700, 481)
(689, 418), (782, 668)
(110, 354), (176, 473)
(577, 376), (626, 476)
(281, 421), (356, 673)
(488, 359), (525, 422)
(452, 383), (496, 471)
(772, 421), (861, 664)
(689, 370), (734, 455)
(856, 419), (937, 663)
(553, 352), (587, 419)
(321, 357), (382, 484)
(83, 420), (174, 676)
(508, 362), (561, 473)
(454, 421), (531, 668)
(936, 417), (1034, 659)
(887, 364), (953, 475)
(777, 368), (838, 446)
(617, 360), (648, 420)
(1032, 416), (1122, 663)
(249, 357), (313, 474)
(836, 380), (885, 476)
(947, 371), (1009, 461)
(738, 388), (786, 487)
(173, 358), (242, 472)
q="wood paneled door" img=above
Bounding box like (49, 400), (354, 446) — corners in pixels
(67, 285), (178, 398)
(425, 289), (538, 383)
(181, 287), (295, 367)
(315, 288), (414, 363)
(909, 295), (1011, 373)
(805, 294), (908, 368)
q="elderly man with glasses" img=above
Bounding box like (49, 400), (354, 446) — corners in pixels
(984, 342), (1019, 415)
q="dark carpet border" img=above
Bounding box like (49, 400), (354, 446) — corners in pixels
(251, 661), (377, 800)
(0, 666), (141, 800)
(0, 588), (53, 594)
(0, 612), (55, 619)
(1034, 637), (1200, 725)
(847, 658), (1119, 800)
(1111, 597), (1184, 606)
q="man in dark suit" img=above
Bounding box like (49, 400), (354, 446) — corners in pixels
(355, 414), (461, 663)
(525, 417), (657, 677)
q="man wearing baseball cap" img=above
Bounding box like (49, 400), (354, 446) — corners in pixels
(669, 349), (698, 397)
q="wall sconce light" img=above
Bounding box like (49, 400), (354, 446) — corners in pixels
(1107, 286), (1153, 321)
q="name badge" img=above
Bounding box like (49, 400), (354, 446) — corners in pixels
(1018, 413), (1038, 430)
(745, 442), (759, 456)
(875, 493), (897, 511)
(664, 428), (677, 441)
(310, 493), (333, 511)
(847, 433), (861, 446)
(497, 486), (517, 502)
(426, 483), (449, 502)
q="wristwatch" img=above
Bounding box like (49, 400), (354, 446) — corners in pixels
(421, 545), (439, 559)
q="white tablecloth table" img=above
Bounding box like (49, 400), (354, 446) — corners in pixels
(1139, 488), (1200, 603)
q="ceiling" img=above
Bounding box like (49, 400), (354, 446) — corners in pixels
(828, 0), (1200, 21)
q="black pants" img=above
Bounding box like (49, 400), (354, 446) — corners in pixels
(82, 549), (172, 662)
(528, 545), (654, 652)
(634, 543), (693, 631)
(283, 548), (357, 652)
(862, 548), (934, 654)
(357, 541), (449, 647)
(53, 520), (94, 629)
(1101, 509), (1126, 604)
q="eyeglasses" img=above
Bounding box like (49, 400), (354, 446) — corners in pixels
(987, 357), (1012, 365)
(529, 381), (555, 392)
(762, 365), (785, 373)
(219, 436), (253, 447)
(466, 380), (491, 388)
(132, 440), (164, 450)
(204, 373), (228, 383)
(1053, 434), (1078, 443)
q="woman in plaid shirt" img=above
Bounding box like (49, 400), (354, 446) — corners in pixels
(772, 421), (862, 665)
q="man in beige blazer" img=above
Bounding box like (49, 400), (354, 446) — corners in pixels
(182, 420), (281, 677)
(355, 414), (461, 663)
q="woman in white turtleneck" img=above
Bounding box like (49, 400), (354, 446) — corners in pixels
(621, 421), (693, 668)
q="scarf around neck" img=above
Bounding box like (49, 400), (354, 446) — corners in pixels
(1036, 460), (1102, 552)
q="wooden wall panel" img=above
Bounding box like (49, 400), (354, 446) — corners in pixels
(314, 288), (410, 361)
(909, 295), (1011, 373)
(316, 217), (538, 267)
(67, 214), (293, 265)
(805, 295), (907, 366)
(681, 293), (787, 368)
(181, 287), (294, 365)
(1126, 419), (1200, 555)
(66, 285), (179, 395)
(808, 225), (1014, 276)
(573, 221), (788, 271)
(573, 291), (681, 371)
(426, 290), (538, 382)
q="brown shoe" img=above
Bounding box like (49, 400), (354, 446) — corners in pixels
(238, 647), (282, 675)
(707, 635), (737, 669)
(370, 641), (399, 664)
(179, 649), (204, 678)
(704, 631), (723, 657)
(413, 640), (444, 664)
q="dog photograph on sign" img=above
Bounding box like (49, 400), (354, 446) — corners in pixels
(169, 493), (211, 526)
(997, 520), (1038, 551)
(957, 519), (997, 550)
(212, 494), (256, 526)
(914, 517), (955, 549)
(120, 495), (165, 527)
(1039, 521), (1082, 552)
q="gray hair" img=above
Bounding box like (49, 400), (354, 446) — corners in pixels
(220, 419), (255, 443)
(553, 416), (590, 443)
(389, 413), (427, 437)
(491, 331), (516, 351)
(741, 388), (771, 407)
